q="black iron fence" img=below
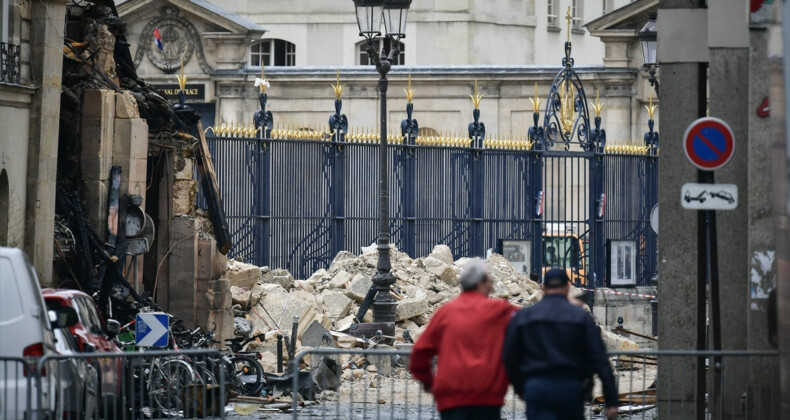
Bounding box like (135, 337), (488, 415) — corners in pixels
(204, 131), (658, 287)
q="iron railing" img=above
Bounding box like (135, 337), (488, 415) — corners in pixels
(287, 348), (779, 420)
(204, 135), (658, 286)
(0, 41), (21, 84)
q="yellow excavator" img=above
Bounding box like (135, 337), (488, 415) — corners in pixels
(542, 229), (589, 286)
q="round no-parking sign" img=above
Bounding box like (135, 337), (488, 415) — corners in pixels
(683, 117), (735, 171)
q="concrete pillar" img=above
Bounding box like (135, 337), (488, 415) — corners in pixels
(708, 46), (750, 419)
(767, 2), (790, 417)
(24, 0), (67, 285)
(745, 28), (781, 418)
(656, 2), (708, 418)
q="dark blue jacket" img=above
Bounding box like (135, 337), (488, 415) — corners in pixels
(502, 294), (618, 407)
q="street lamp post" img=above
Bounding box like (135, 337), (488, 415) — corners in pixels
(638, 12), (659, 96)
(352, 0), (411, 326)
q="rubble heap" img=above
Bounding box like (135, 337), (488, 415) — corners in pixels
(219, 244), (637, 375)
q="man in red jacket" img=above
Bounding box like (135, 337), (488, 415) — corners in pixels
(409, 259), (518, 420)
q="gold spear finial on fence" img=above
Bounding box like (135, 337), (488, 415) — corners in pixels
(177, 58), (187, 92)
(332, 70), (346, 100)
(404, 73), (416, 104)
(529, 82), (543, 114)
(470, 80), (484, 110)
(592, 89), (604, 118)
(566, 6), (573, 43)
(645, 94), (658, 120)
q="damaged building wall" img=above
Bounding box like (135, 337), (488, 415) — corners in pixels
(49, 1), (234, 337)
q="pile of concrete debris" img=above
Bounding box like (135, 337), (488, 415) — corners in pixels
(216, 244), (637, 375)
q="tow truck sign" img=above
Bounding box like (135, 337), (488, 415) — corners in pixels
(680, 183), (738, 210)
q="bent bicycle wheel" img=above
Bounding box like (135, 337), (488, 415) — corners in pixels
(230, 355), (264, 396)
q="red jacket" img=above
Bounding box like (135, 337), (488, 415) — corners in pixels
(409, 291), (518, 412)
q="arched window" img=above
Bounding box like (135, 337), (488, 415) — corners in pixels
(357, 39), (405, 66)
(250, 39), (296, 67)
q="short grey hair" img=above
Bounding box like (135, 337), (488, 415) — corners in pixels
(460, 259), (489, 291)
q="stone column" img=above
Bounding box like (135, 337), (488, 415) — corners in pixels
(24, 0), (67, 285)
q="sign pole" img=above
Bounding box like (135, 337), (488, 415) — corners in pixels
(706, 171), (723, 407)
(695, 170), (708, 420)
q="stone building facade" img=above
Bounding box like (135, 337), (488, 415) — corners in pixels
(0, 0), (68, 284)
(117, 0), (658, 144)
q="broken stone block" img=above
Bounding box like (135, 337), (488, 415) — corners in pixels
(308, 268), (329, 283)
(422, 257), (458, 286)
(428, 244), (454, 266)
(329, 270), (352, 289)
(329, 251), (355, 274)
(173, 180), (198, 216)
(115, 91), (140, 119)
(258, 351), (278, 374)
(222, 260), (262, 289)
(602, 329), (639, 351)
(345, 274), (373, 302)
(368, 345), (392, 376)
(268, 268), (294, 289)
(301, 320), (334, 348)
(250, 283), (266, 307)
(259, 290), (319, 338)
(395, 292), (430, 321)
(230, 285), (252, 308)
(294, 280), (315, 293)
(234, 317), (252, 337)
(321, 291), (353, 318)
(492, 280), (510, 298)
(506, 282), (523, 296)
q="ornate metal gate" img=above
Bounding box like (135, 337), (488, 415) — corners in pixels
(203, 40), (658, 286)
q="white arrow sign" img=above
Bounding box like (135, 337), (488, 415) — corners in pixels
(135, 312), (169, 347)
(681, 183), (738, 210)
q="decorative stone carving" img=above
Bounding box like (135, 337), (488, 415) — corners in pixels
(134, 6), (214, 75)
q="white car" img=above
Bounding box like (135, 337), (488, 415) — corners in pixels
(0, 247), (61, 419)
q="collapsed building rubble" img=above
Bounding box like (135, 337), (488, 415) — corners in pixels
(221, 244), (638, 386)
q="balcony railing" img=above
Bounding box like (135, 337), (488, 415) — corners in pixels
(1, 41), (21, 85)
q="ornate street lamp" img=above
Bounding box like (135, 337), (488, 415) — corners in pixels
(352, 0), (411, 330)
(638, 12), (659, 95)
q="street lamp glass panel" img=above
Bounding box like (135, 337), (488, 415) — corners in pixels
(383, 6), (409, 38)
(353, 0), (384, 38)
(638, 14), (657, 65)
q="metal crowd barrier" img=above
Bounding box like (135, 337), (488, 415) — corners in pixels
(2, 349), (226, 420)
(287, 348), (779, 420)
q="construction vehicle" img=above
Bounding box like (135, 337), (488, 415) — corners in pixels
(542, 224), (590, 286)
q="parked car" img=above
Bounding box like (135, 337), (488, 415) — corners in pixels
(42, 289), (122, 417)
(50, 314), (99, 419)
(0, 247), (59, 420)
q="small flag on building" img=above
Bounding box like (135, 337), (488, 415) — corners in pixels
(153, 28), (163, 50)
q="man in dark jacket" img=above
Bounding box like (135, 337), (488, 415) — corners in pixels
(410, 259), (518, 420)
(502, 268), (618, 420)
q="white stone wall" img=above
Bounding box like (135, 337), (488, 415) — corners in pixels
(211, 0), (631, 67)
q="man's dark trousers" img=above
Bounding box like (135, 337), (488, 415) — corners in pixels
(439, 405), (501, 420)
(523, 376), (585, 420)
